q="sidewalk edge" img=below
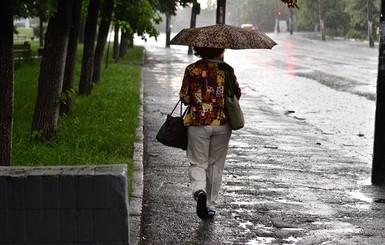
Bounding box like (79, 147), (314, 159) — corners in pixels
(129, 63), (145, 245)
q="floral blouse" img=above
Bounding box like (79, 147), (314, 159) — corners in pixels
(179, 59), (241, 126)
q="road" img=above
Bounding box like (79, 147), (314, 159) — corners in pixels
(223, 32), (377, 164)
(137, 32), (384, 244)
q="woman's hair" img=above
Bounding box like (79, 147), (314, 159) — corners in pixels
(193, 47), (225, 59)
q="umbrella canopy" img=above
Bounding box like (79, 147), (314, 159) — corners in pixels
(170, 24), (277, 49)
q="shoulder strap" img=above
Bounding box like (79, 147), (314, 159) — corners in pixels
(221, 64), (235, 98)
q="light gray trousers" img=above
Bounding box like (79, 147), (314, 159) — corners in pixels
(187, 124), (232, 209)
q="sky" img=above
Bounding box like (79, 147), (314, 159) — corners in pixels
(197, 0), (209, 9)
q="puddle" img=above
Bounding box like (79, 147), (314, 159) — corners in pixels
(348, 191), (372, 203)
(283, 236), (303, 243)
(312, 221), (360, 234)
(239, 221), (253, 229)
(275, 199), (303, 205)
(246, 237), (276, 244)
(231, 201), (260, 206)
(281, 228), (304, 231)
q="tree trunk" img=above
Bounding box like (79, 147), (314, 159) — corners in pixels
(39, 17), (44, 47)
(78, 0), (100, 95)
(165, 14), (171, 47)
(188, 2), (198, 55)
(129, 34), (134, 49)
(113, 25), (120, 63)
(93, 0), (114, 83)
(32, 0), (73, 141)
(0, 0), (14, 166)
(216, 0), (226, 24)
(368, 0), (375, 48)
(78, 16), (85, 44)
(289, 8), (294, 35)
(318, 0), (326, 41)
(372, 0), (385, 185)
(119, 30), (129, 58)
(60, 0), (83, 115)
(275, 1), (280, 33)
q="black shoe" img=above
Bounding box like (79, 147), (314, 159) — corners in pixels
(208, 209), (216, 218)
(196, 191), (208, 219)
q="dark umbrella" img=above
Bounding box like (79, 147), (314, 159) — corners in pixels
(170, 24), (277, 49)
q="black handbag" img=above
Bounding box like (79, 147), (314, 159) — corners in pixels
(156, 100), (189, 150)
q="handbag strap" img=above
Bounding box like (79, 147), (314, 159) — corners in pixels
(224, 67), (235, 98)
(170, 100), (189, 116)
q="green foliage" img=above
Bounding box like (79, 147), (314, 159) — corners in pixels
(13, 45), (144, 196)
(57, 88), (77, 106)
(295, 0), (380, 39)
(344, 0), (380, 39)
(13, 0), (55, 19)
(157, 0), (194, 15)
(114, 0), (162, 40)
(295, 0), (319, 31)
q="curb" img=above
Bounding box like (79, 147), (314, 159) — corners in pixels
(129, 68), (144, 245)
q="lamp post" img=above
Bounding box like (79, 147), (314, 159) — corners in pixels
(372, 0), (385, 185)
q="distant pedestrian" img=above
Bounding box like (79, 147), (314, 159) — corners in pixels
(179, 47), (241, 219)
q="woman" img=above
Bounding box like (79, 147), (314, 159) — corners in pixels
(179, 47), (241, 219)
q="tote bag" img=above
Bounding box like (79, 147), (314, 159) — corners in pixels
(225, 69), (244, 130)
(156, 100), (188, 150)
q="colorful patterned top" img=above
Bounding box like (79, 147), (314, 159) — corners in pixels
(179, 59), (241, 126)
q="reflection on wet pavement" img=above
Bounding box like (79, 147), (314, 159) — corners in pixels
(139, 33), (385, 244)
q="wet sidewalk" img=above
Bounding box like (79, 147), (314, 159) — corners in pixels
(135, 43), (385, 244)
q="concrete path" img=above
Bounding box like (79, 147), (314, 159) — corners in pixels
(131, 38), (385, 245)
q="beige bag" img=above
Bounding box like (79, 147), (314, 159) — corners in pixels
(225, 69), (244, 130)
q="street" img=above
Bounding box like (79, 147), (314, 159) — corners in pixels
(224, 32), (377, 164)
(137, 32), (385, 244)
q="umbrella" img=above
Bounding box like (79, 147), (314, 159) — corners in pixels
(170, 24), (277, 49)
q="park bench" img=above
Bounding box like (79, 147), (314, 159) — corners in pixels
(13, 42), (31, 60)
(13, 34), (27, 42)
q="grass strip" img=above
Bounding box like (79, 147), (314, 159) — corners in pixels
(13, 45), (144, 196)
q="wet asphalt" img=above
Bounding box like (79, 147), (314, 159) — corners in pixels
(133, 35), (385, 245)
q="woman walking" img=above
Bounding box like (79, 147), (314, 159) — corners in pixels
(179, 47), (241, 219)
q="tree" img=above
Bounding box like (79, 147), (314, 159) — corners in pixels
(120, 30), (130, 58)
(345, 0), (380, 41)
(93, 0), (114, 83)
(113, 24), (120, 62)
(78, 0), (100, 95)
(0, 0), (14, 166)
(60, 0), (83, 115)
(295, 0), (349, 39)
(216, 0), (226, 24)
(33, 0), (50, 48)
(368, 0), (375, 48)
(32, 0), (74, 141)
(113, 0), (161, 58)
(157, 0), (194, 47)
(188, 2), (200, 55)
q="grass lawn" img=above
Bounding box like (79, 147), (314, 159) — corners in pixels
(13, 44), (144, 196)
